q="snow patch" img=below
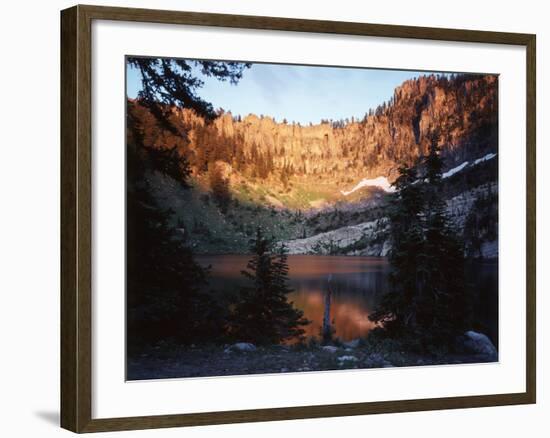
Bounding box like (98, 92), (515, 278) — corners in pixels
(442, 161), (469, 178)
(341, 176), (395, 196)
(474, 152), (497, 165)
(341, 153), (497, 194)
(443, 153), (497, 179)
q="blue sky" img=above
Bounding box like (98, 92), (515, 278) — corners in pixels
(126, 60), (444, 124)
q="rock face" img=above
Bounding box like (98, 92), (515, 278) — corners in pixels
(130, 73), (498, 185)
(282, 182), (498, 257)
(203, 74), (498, 180)
(128, 73), (499, 257)
(462, 331), (498, 359)
(283, 220), (385, 255)
(446, 182), (497, 230)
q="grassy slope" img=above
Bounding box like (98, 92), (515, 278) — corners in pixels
(143, 159), (497, 255)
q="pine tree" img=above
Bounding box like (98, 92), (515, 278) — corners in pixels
(208, 163), (231, 213)
(126, 144), (218, 348)
(421, 139), (470, 343)
(370, 137), (470, 347)
(369, 164), (426, 335)
(126, 58), (250, 349)
(231, 228), (310, 344)
(128, 57), (250, 124)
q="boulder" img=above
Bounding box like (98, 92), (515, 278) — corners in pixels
(364, 353), (393, 368)
(480, 241), (498, 259)
(462, 331), (498, 358)
(337, 355), (358, 363)
(225, 342), (257, 353)
(343, 338), (361, 349)
(380, 239), (392, 257)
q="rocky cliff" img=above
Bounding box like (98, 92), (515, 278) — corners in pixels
(282, 182), (498, 259)
(129, 73), (497, 189)
(127, 72), (498, 257)
(195, 73), (497, 180)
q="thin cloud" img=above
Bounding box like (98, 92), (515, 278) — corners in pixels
(127, 61), (464, 125)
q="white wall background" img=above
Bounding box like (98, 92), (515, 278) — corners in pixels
(0, 0), (546, 437)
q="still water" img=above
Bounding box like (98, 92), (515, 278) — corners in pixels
(196, 255), (498, 343)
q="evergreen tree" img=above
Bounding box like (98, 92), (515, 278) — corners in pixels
(280, 161), (293, 188)
(370, 137), (470, 347)
(126, 58), (250, 349)
(126, 144), (223, 348)
(128, 57), (250, 125)
(126, 100), (192, 185)
(369, 164), (426, 335)
(231, 228), (310, 344)
(208, 163), (231, 213)
(421, 140), (470, 343)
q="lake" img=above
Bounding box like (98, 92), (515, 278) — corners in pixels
(196, 255), (498, 344)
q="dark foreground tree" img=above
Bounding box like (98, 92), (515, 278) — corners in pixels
(370, 138), (470, 348)
(126, 58), (249, 349)
(128, 57), (250, 126)
(368, 164), (426, 336)
(231, 228), (310, 345)
(421, 141), (471, 344)
(127, 57), (250, 184)
(126, 143), (232, 348)
(127, 171), (208, 345)
(126, 100), (193, 184)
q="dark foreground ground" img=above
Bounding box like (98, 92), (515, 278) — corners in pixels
(127, 333), (498, 380)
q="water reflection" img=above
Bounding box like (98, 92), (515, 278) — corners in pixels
(197, 255), (388, 341)
(196, 255), (498, 343)
(287, 256), (389, 340)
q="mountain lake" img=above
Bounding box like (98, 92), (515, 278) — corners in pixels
(196, 255), (498, 346)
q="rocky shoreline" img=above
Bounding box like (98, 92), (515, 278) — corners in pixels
(127, 331), (497, 380)
(282, 183), (498, 259)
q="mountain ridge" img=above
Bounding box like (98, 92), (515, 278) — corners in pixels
(129, 72), (498, 197)
(127, 72), (498, 257)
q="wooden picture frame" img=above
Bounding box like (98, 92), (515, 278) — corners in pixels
(61, 4), (536, 433)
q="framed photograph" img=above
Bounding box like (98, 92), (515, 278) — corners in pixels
(60, 4), (536, 433)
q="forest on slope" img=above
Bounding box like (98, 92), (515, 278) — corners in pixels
(126, 73), (498, 257)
